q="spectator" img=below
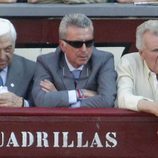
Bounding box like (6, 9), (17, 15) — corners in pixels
(117, 0), (158, 3)
(0, 0), (113, 3)
(0, 0), (27, 2)
(27, 0), (109, 4)
(117, 20), (158, 116)
(0, 18), (35, 107)
(32, 13), (117, 108)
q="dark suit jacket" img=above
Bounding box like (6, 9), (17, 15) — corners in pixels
(32, 47), (117, 107)
(6, 54), (35, 106)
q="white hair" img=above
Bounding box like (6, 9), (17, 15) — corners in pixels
(136, 20), (158, 50)
(0, 18), (17, 43)
(59, 13), (94, 40)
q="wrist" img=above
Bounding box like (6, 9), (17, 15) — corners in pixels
(16, 97), (24, 107)
(76, 89), (84, 99)
(21, 97), (24, 107)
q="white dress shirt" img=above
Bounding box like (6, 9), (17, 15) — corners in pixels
(0, 67), (8, 85)
(65, 54), (84, 108)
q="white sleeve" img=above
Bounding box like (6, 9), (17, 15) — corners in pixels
(68, 90), (77, 104)
(23, 99), (30, 107)
(71, 101), (81, 108)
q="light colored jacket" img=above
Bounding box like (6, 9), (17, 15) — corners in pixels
(117, 52), (158, 111)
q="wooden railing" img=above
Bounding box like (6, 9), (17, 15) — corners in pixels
(0, 107), (157, 158)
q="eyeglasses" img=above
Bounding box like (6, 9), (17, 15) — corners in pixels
(63, 39), (94, 48)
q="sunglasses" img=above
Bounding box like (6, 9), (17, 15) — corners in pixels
(63, 39), (94, 48)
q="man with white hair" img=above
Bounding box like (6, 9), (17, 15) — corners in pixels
(117, 20), (158, 116)
(0, 18), (35, 107)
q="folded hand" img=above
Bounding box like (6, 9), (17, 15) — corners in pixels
(40, 79), (57, 92)
(0, 92), (23, 107)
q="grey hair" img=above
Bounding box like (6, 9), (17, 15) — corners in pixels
(59, 13), (94, 39)
(0, 18), (17, 44)
(136, 20), (158, 50)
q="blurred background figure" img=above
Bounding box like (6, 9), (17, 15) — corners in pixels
(27, 0), (112, 4)
(117, 0), (158, 3)
(0, 0), (27, 2)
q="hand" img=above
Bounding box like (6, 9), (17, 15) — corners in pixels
(151, 105), (158, 117)
(138, 99), (158, 116)
(82, 89), (97, 98)
(0, 92), (23, 107)
(40, 79), (57, 92)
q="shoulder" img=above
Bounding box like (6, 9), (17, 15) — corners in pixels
(37, 48), (60, 63)
(13, 54), (35, 66)
(12, 54), (35, 74)
(120, 52), (142, 66)
(37, 52), (55, 61)
(92, 47), (114, 64)
(117, 52), (144, 74)
(93, 47), (113, 58)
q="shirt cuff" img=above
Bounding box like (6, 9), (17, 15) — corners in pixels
(68, 90), (77, 104)
(23, 99), (29, 107)
(71, 101), (81, 108)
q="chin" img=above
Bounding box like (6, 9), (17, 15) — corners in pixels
(82, 61), (88, 65)
(0, 64), (7, 70)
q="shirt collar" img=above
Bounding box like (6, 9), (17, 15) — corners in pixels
(143, 60), (156, 78)
(0, 67), (8, 74)
(64, 54), (84, 72)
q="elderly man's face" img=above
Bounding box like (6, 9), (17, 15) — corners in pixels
(140, 31), (158, 74)
(0, 33), (14, 69)
(60, 26), (94, 68)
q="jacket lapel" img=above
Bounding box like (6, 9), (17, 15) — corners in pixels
(59, 55), (75, 90)
(76, 64), (91, 89)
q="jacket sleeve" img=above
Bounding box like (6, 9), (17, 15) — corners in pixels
(80, 53), (117, 108)
(32, 56), (70, 107)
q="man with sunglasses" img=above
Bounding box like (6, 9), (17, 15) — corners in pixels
(32, 13), (117, 108)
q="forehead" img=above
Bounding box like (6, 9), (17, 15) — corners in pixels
(0, 33), (13, 48)
(66, 26), (93, 39)
(143, 31), (158, 46)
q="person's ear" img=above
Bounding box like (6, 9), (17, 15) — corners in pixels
(139, 50), (144, 59)
(139, 50), (142, 55)
(59, 40), (66, 52)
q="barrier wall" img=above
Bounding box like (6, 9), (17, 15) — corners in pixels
(0, 4), (158, 157)
(0, 108), (157, 158)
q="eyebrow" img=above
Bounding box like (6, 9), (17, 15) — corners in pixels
(152, 49), (158, 52)
(5, 45), (13, 49)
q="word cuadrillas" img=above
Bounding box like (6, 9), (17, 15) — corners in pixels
(0, 131), (117, 148)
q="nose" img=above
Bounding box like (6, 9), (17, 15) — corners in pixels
(80, 43), (87, 52)
(0, 50), (6, 59)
